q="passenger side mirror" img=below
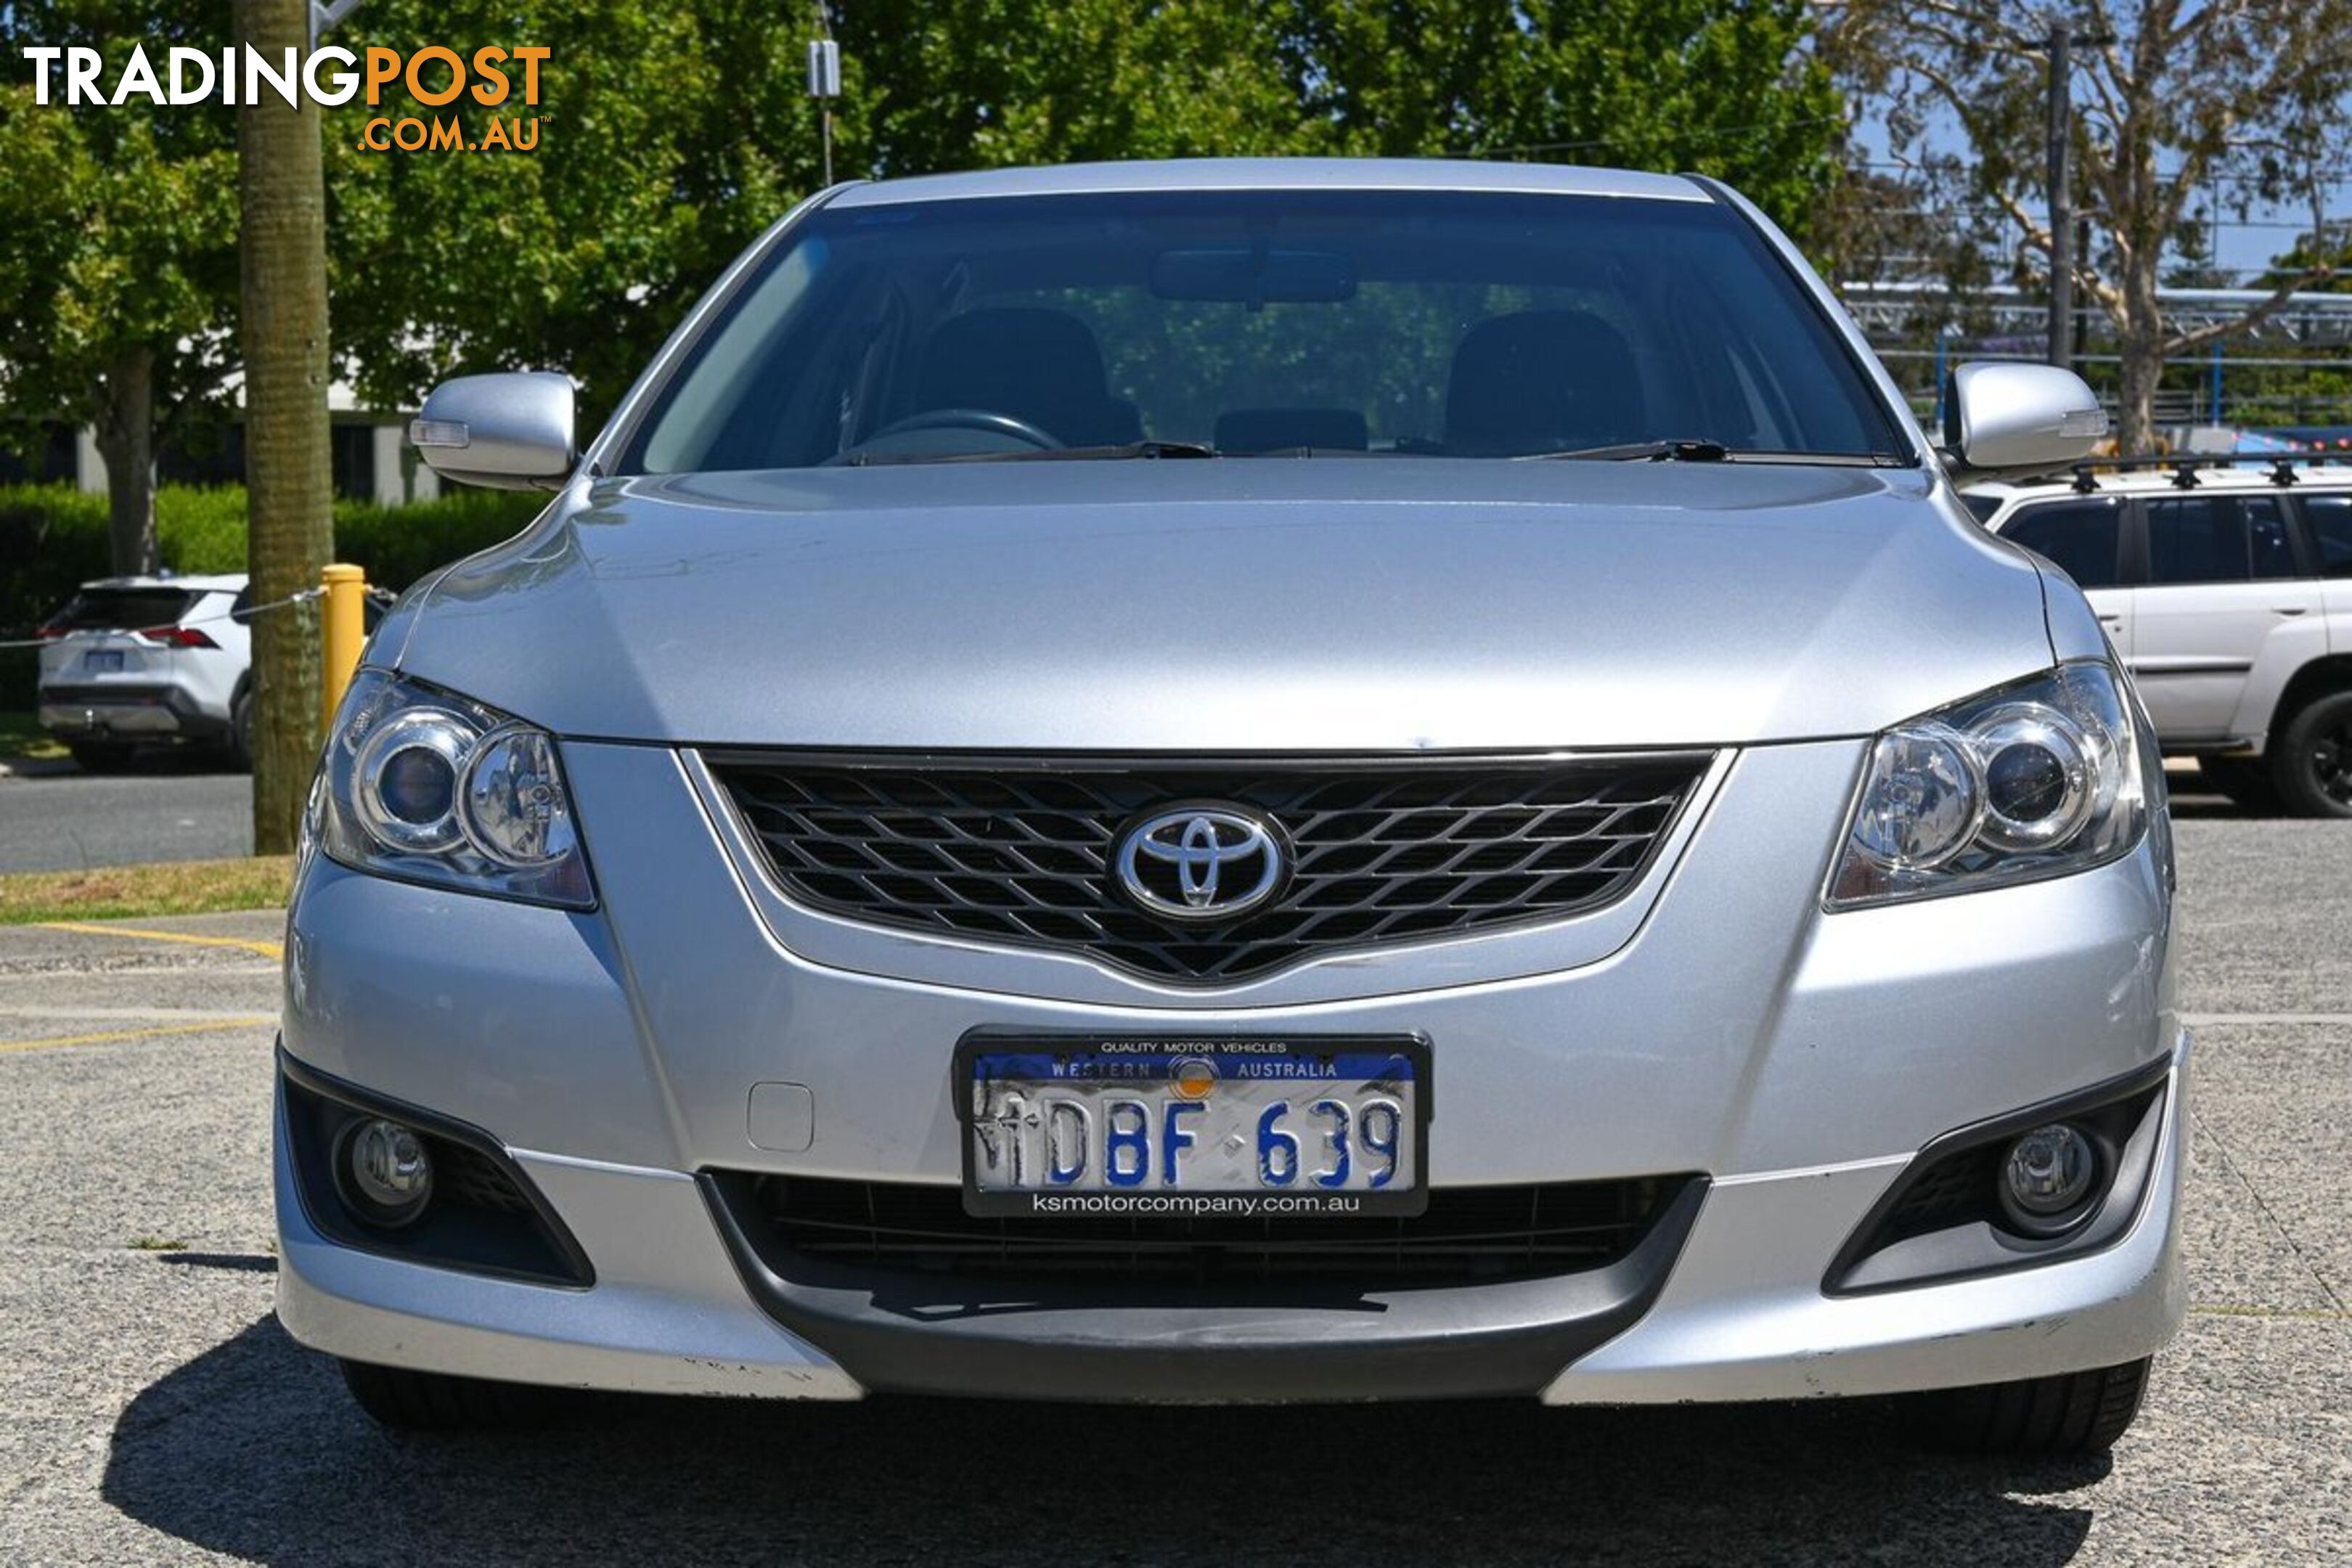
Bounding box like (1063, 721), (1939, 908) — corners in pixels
(1943, 362), (2110, 475)
(409, 372), (576, 490)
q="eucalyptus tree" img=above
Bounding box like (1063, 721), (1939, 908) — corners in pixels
(1820, 0), (2352, 452)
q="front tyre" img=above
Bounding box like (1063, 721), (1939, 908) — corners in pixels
(2271, 691), (2352, 817)
(338, 1359), (560, 1432)
(1898, 1357), (2152, 1456)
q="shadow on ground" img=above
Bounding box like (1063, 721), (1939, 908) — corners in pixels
(105, 1317), (2106, 1567)
(54, 745), (247, 779)
(2163, 785), (2263, 821)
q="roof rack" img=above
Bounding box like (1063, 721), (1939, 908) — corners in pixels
(2028, 450), (2352, 494)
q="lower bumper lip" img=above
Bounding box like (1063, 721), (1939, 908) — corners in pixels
(693, 1170), (1708, 1403)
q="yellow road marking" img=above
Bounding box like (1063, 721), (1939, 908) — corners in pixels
(35, 921), (282, 960)
(0, 1015), (274, 1055)
(2191, 1304), (2351, 1322)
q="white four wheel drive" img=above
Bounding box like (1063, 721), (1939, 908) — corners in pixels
(1968, 457), (2352, 815)
(33, 574), (256, 772)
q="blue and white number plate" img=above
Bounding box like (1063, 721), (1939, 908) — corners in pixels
(956, 1033), (1429, 1218)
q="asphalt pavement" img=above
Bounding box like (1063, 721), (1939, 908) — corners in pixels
(0, 795), (2344, 1564)
(0, 755), (252, 873)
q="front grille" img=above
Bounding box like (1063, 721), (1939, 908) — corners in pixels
(737, 1175), (1689, 1286)
(710, 753), (1709, 983)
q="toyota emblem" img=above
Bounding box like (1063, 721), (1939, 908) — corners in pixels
(1112, 806), (1287, 923)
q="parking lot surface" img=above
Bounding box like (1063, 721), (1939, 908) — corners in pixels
(0, 759), (252, 873)
(0, 793), (2344, 1564)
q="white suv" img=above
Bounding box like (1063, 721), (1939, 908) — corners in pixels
(36, 573), (254, 772)
(1969, 458), (2352, 815)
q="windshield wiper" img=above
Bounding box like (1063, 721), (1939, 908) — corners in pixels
(1517, 438), (1732, 462)
(997, 439), (1220, 462)
(844, 439), (1218, 466)
(1226, 446), (1437, 458)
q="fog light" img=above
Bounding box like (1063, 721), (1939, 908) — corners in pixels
(339, 1117), (433, 1228)
(1998, 1122), (2097, 1234)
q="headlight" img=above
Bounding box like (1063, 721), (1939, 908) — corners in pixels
(1829, 660), (2151, 907)
(310, 669), (595, 909)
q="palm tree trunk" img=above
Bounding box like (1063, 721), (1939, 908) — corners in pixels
(234, 0), (335, 854)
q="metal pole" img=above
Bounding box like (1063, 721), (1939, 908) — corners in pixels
(2047, 26), (2074, 369)
(1932, 327), (1950, 430)
(808, 11), (840, 187)
(2075, 217), (2092, 375)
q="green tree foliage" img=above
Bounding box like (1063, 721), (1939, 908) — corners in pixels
(1281, 0), (1840, 234)
(326, 0), (830, 422)
(841, 0), (1304, 172)
(329, 0), (1845, 422)
(0, 4), (240, 573)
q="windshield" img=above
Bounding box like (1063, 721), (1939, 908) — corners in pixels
(618, 189), (1910, 473)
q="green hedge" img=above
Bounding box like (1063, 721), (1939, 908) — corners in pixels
(0, 482), (544, 707)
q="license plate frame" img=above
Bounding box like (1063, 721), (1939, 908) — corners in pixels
(83, 649), (125, 672)
(953, 1029), (1432, 1219)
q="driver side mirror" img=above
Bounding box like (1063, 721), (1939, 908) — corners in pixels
(1943, 362), (2110, 474)
(409, 372), (576, 490)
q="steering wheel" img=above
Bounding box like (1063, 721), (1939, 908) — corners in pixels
(867, 408), (1064, 450)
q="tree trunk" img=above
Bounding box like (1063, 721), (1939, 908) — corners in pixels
(2112, 254), (2167, 457)
(2115, 330), (2162, 457)
(235, 0), (335, 854)
(90, 346), (161, 576)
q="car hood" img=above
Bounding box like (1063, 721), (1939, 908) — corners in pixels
(391, 461), (2054, 751)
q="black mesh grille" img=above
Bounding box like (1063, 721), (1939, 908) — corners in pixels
(433, 1140), (534, 1215)
(1877, 1144), (2004, 1244)
(739, 1175), (1689, 1285)
(709, 753), (1709, 983)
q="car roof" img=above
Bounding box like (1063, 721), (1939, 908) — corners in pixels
(825, 158), (1712, 211)
(77, 573), (248, 593)
(1967, 462), (2352, 510)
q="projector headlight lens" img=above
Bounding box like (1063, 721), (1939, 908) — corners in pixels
(313, 670), (595, 908)
(1830, 661), (2150, 907)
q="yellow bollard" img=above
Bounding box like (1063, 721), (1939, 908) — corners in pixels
(320, 563), (368, 734)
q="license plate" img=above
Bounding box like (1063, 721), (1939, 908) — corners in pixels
(956, 1032), (1429, 1217)
(83, 650), (124, 672)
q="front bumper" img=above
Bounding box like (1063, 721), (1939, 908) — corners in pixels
(276, 736), (2186, 1402)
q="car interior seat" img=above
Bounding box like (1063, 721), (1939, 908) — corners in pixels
(912, 308), (1145, 448)
(1445, 310), (1647, 457)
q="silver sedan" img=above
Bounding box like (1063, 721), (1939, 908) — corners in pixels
(274, 158), (2181, 1455)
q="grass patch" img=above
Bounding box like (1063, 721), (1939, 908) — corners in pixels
(0, 711), (65, 764)
(0, 855), (293, 925)
(128, 1236), (188, 1252)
